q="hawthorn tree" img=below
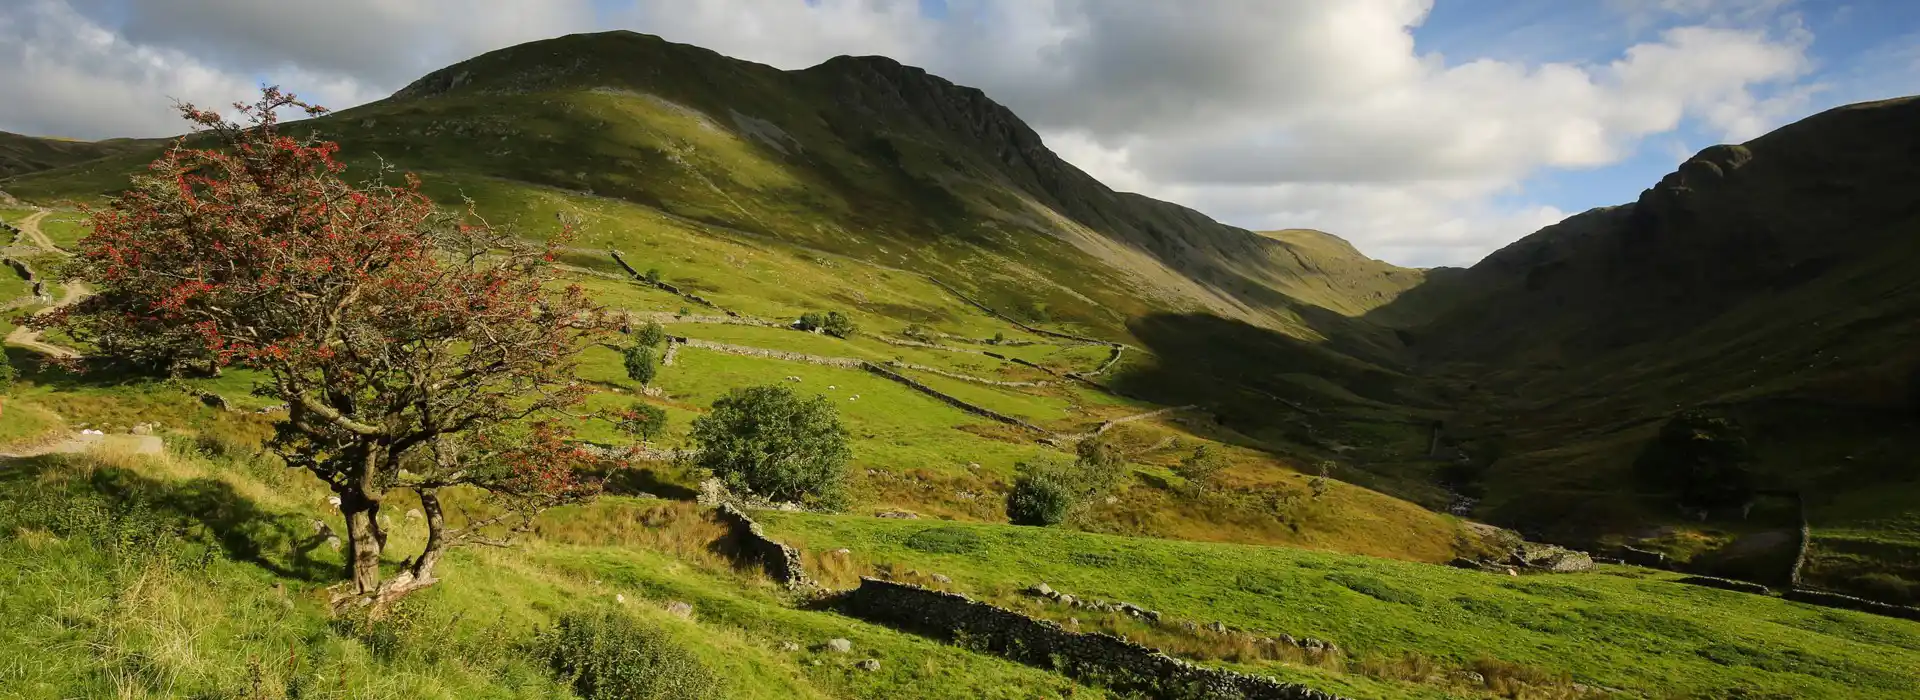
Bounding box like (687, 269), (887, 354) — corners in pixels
(43, 88), (613, 604)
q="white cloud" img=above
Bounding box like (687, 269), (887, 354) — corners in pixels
(0, 0), (1837, 266)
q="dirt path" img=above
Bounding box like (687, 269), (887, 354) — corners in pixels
(4, 280), (89, 358)
(15, 211), (68, 255)
(4, 210), (89, 357)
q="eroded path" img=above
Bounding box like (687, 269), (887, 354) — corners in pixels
(3, 210), (89, 358)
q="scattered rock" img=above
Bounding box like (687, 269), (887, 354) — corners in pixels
(616, 594), (626, 604)
(1457, 671), (1486, 685)
(405, 509), (423, 520)
(1029, 582), (1054, 597)
(832, 548), (852, 556)
(1058, 594), (1077, 607)
(665, 601), (694, 618)
(930, 574), (951, 584)
(1207, 621), (1229, 633)
(778, 641), (800, 652)
(325, 536), (341, 551)
(856, 659), (881, 672)
(825, 638), (853, 654)
(874, 510), (919, 519)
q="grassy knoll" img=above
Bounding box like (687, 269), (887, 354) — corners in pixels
(762, 512), (1920, 699)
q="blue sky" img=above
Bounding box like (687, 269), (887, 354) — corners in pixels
(1419, 0), (1920, 222)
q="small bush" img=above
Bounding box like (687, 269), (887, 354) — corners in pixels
(1007, 465), (1076, 526)
(535, 610), (718, 700)
(634, 321), (667, 348)
(624, 345), (658, 385)
(0, 351), (13, 392)
(617, 403), (670, 442)
(1172, 445), (1226, 488)
(822, 311), (857, 338)
(643, 268), (662, 285)
(796, 311), (824, 331)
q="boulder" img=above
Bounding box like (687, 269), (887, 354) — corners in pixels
(856, 659), (881, 671)
(825, 638), (853, 654)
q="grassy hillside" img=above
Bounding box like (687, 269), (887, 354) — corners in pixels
(1, 31), (1479, 563)
(0, 130), (158, 179)
(763, 513), (1920, 699)
(5, 399), (1917, 700)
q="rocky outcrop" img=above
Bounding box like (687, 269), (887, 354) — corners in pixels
(1455, 539), (1595, 574)
(843, 578), (1346, 700)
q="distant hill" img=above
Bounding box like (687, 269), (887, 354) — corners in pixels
(1386, 96), (1920, 597)
(0, 130), (156, 179)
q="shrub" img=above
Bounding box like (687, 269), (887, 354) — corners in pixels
(689, 385), (851, 508)
(643, 268), (662, 285)
(536, 610), (718, 700)
(617, 403), (670, 442)
(1172, 445), (1227, 488)
(822, 311), (857, 338)
(1074, 435), (1129, 495)
(1006, 466), (1076, 527)
(624, 345), (658, 385)
(634, 321), (666, 348)
(991, 332), (1005, 345)
(1633, 410), (1755, 508)
(0, 351), (12, 392)
(796, 312), (824, 331)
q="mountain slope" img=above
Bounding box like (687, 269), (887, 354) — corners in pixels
(1387, 96), (1920, 598)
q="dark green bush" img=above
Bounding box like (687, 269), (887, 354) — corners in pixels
(690, 385), (850, 508)
(822, 311), (857, 339)
(634, 321), (667, 348)
(0, 351), (13, 392)
(536, 610), (717, 700)
(624, 345), (658, 385)
(617, 402), (670, 442)
(1006, 466), (1075, 526)
(1171, 445), (1226, 488)
(1633, 410), (1755, 508)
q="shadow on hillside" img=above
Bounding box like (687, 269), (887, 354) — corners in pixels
(0, 456), (339, 583)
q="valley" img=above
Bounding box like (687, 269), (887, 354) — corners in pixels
(2, 29), (1917, 700)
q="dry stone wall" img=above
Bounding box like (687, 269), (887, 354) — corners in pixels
(887, 361), (1055, 388)
(1785, 588), (1920, 622)
(842, 578), (1348, 700)
(859, 363), (1051, 435)
(672, 337), (866, 368)
(714, 503), (813, 590)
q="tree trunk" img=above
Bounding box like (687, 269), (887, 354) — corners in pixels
(409, 488), (451, 587)
(340, 492), (384, 594)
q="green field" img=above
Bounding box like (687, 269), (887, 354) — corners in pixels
(0, 446), (1105, 699)
(762, 513), (1920, 699)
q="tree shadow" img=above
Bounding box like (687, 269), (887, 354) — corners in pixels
(0, 455), (339, 583)
(602, 465), (699, 501)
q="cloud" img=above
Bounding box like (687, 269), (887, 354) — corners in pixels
(0, 0), (1838, 266)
